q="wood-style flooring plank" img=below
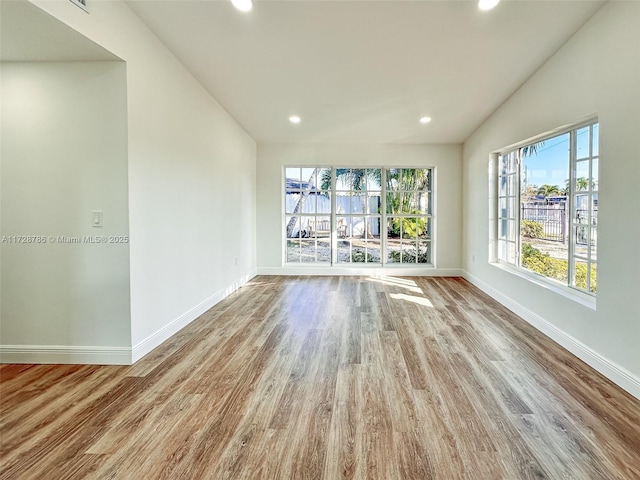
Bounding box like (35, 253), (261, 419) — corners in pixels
(1, 276), (639, 480)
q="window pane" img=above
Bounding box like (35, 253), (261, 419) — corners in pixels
(500, 155), (508, 176)
(417, 241), (431, 264)
(366, 239), (382, 263)
(365, 216), (381, 239)
(507, 174), (518, 196)
(572, 258), (591, 292)
(575, 160), (589, 191)
(574, 226), (589, 254)
(499, 219), (507, 239)
(366, 169), (382, 191)
(350, 217), (366, 238)
(387, 241), (401, 263)
(317, 168), (331, 190)
(405, 191), (419, 212)
(575, 194), (589, 221)
(499, 174), (507, 197)
(401, 243), (417, 264)
(317, 192), (331, 213)
(317, 245), (330, 263)
(350, 193), (366, 214)
(592, 158), (598, 191)
(508, 152), (517, 172)
(337, 216), (348, 238)
(498, 241), (507, 262)
(576, 127), (590, 159)
(386, 220), (402, 243)
(285, 192), (300, 214)
(336, 193), (349, 214)
(386, 168), (401, 191)
(286, 167), (301, 184)
(287, 239), (301, 262)
(285, 216), (302, 238)
(311, 216), (331, 239)
(386, 193), (398, 214)
(414, 169), (431, 191)
(507, 242), (516, 265)
(508, 197), (517, 219)
(335, 169), (352, 191)
(401, 218), (417, 239)
(419, 218), (431, 239)
(499, 198), (507, 219)
(592, 124), (599, 157)
(507, 220), (517, 241)
(416, 192), (431, 215)
(300, 239), (316, 262)
(301, 168), (317, 188)
(337, 240), (351, 263)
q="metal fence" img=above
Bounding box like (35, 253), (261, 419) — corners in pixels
(521, 204), (598, 244)
(521, 205), (566, 242)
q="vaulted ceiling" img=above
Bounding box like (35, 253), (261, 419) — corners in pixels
(126, 0), (604, 144)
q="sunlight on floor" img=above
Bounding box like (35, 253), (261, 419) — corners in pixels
(366, 275), (434, 307)
(365, 275), (423, 294)
(389, 293), (434, 307)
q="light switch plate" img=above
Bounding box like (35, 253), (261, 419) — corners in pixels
(92, 210), (103, 227)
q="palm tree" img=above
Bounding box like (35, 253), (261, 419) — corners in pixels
(576, 177), (590, 191)
(520, 141), (545, 158)
(563, 177), (593, 194)
(286, 168), (320, 238)
(537, 184), (562, 197)
(319, 168), (431, 239)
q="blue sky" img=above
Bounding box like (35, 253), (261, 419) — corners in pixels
(522, 133), (570, 190)
(522, 124), (598, 190)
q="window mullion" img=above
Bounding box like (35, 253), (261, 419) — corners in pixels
(516, 151), (522, 267)
(568, 130), (577, 287)
(381, 168), (387, 265)
(331, 167), (337, 265)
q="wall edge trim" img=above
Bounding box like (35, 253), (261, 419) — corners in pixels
(462, 269), (640, 401)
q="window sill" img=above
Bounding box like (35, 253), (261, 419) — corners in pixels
(490, 261), (596, 311)
(283, 263), (435, 268)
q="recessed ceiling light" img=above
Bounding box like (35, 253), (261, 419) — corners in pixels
(289, 115), (301, 124)
(478, 0), (500, 11)
(231, 0), (253, 12)
(419, 117), (432, 124)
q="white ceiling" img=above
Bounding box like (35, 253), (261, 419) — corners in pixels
(0, 0), (120, 62)
(131, 0), (602, 144)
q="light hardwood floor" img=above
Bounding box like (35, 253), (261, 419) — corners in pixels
(1, 276), (639, 479)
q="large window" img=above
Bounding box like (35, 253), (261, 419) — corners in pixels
(285, 167), (433, 265)
(497, 120), (598, 294)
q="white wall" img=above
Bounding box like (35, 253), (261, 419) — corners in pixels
(462, 1), (640, 397)
(25, 0), (257, 361)
(257, 143), (462, 274)
(1, 61), (131, 362)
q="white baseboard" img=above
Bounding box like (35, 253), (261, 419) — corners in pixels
(0, 345), (131, 365)
(257, 267), (462, 277)
(462, 270), (640, 401)
(0, 270), (258, 366)
(131, 269), (257, 363)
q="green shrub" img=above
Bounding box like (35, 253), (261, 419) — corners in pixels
(387, 215), (428, 239)
(521, 220), (544, 239)
(388, 248), (430, 264)
(351, 250), (375, 263)
(575, 262), (597, 293)
(521, 243), (596, 293)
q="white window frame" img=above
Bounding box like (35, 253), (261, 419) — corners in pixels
(495, 119), (598, 297)
(283, 166), (434, 267)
